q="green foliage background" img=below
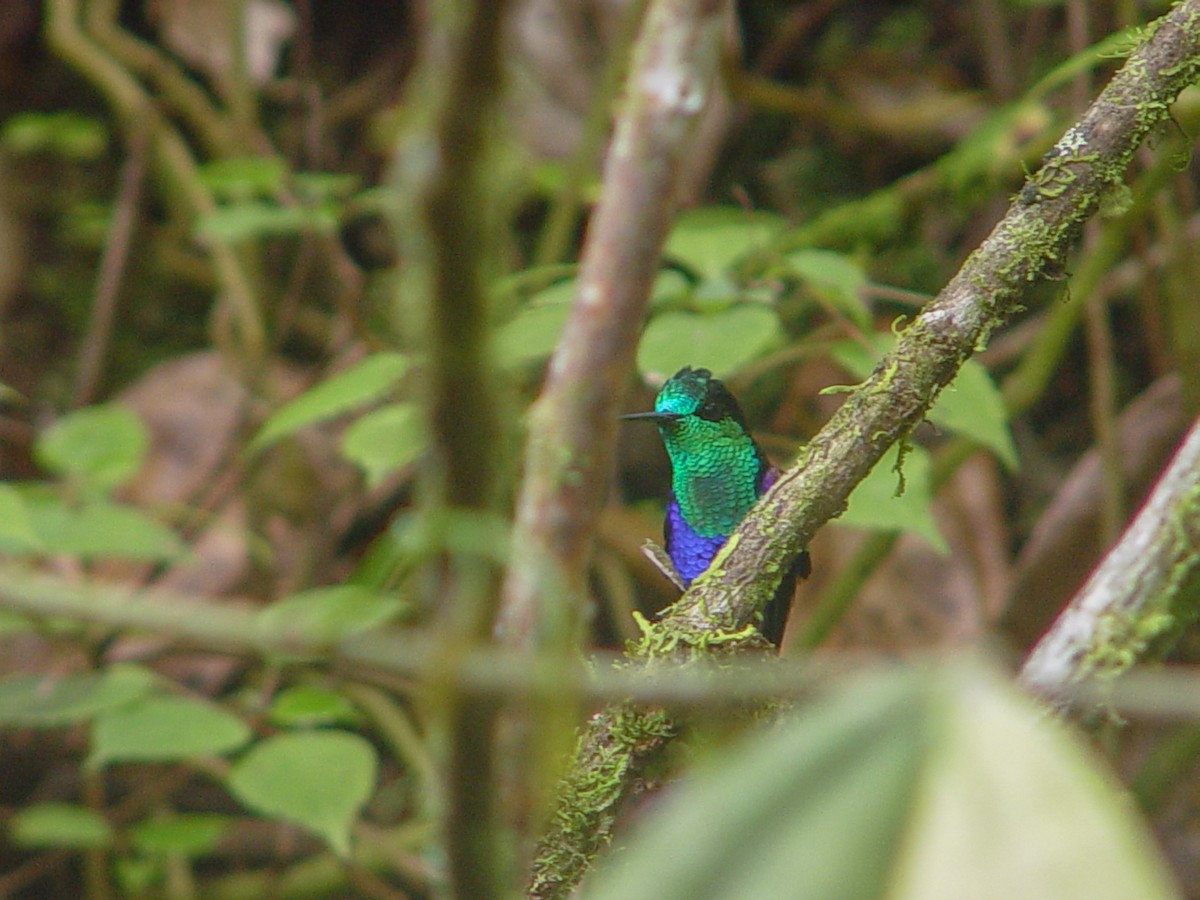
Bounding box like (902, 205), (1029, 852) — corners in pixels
(0, 1), (1198, 898)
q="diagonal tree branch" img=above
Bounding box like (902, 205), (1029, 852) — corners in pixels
(528, 3), (1200, 895)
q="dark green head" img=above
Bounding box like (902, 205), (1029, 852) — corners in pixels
(622, 366), (748, 431)
(623, 367), (766, 535)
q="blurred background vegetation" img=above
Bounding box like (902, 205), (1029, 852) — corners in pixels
(0, 0), (1199, 897)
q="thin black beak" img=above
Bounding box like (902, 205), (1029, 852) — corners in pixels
(620, 410), (681, 423)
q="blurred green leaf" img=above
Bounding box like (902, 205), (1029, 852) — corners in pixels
(785, 249), (870, 326)
(0, 665), (156, 728)
(0, 380), (25, 405)
(227, 730), (377, 857)
(293, 171), (360, 201)
(113, 858), (161, 895)
(258, 585), (405, 645)
(839, 444), (947, 553)
(0, 483), (44, 553)
(586, 668), (930, 900)
(830, 336), (1016, 468)
(88, 695), (252, 768)
(22, 496), (184, 561)
(638, 306), (780, 381)
(1, 111), (108, 160)
(496, 301), (571, 369)
(0, 610), (33, 635)
(196, 200), (336, 242)
(268, 685), (362, 728)
(893, 662), (1176, 899)
(340, 402), (425, 488)
(251, 353), (412, 452)
(129, 814), (230, 858)
(197, 156), (288, 199)
(497, 270), (694, 370)
(35, 404), (147, 493)
(586, 659), (1176, 900)
(665, 207), (786, 281)
(9, 804), (112, 849)
(649, 268), (693, 307)
(928, 359), (1018, 469)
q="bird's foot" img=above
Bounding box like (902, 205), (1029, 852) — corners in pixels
(640, 540), (686, 591)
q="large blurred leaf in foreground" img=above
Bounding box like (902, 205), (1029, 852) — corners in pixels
(584, 659), (1175, 900)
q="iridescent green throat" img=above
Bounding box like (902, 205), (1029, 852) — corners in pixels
(659, 416), (764, 536)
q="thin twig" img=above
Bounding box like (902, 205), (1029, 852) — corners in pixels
(72, 123), (149, 407)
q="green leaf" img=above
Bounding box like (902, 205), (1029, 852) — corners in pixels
(23, 496), (185, 561)
(268, 685), (362, 728)
(495, 269), (694, 370)
(9, 803), (112, 849)
(649, 268), (693, 307)
(586, 668), (930, 900)
(195, 200), (335, 242)
(785, 249), (870, 326)
(258, 585), (405, 645)
(88, 695), (252, 768)
(340, 402), (425, 488)
(829, 336), (1016, 469)
(1, 111), (108, 161)
(129, 814), (230, 857)
(35, 404), (147, 492)
(637, 306), (780, 382)
(891, 662), (1176, 900)
(839, 444), (947, 553)
(292, 171), (360, 202)
(197, 156), (288, 199)
(0, 610), (33, 635)
(251, 353), (412, 452)
(227, 730), (377, 857)
(496, 300), (572, 369)
(928, 358), (1018, 469)
(664, 207), (785, 281)
(586, 659), (1176, 900)
(0, 380), (23, 404)
(0, 483), (44, 553)
(0, 665), (157, 728)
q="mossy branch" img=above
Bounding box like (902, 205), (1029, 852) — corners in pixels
(1020, 417), (1200, 701)
(528, 3), (1200, 895)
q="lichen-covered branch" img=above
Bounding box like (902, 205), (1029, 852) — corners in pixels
(528, 3), (1200, 895)
(1019, 416), (1200, 700)
(497, 0), (731, 648)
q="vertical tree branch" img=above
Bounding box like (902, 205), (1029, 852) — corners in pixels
(498, 0), (731, 647)
(391, 3), (513, 897)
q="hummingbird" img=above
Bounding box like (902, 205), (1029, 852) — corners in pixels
(623, 366), (809, 646)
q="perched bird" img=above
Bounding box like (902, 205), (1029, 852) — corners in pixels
(623, 366), (810, 646)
